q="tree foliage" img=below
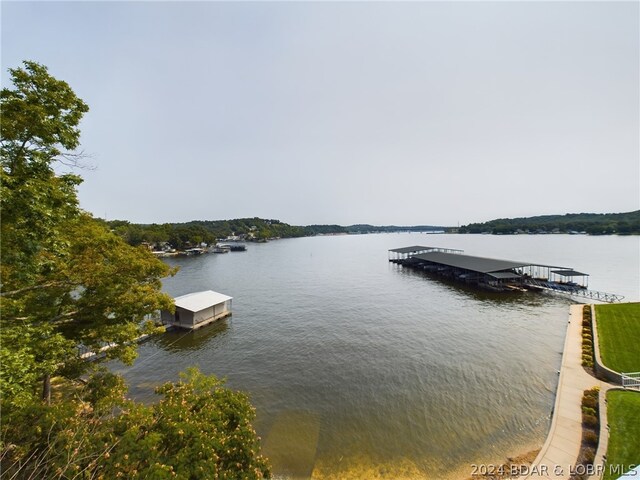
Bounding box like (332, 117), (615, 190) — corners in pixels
(0, 60), (88, 169)
(1, 61), (270, 478)
(1, 369), (271, 479)
(104, 217), (309, 249)
(1, 61), (86, 291)
(105, 218), (450, 249)
(1, 61), (175, 407)
(459, 211), (640, 235)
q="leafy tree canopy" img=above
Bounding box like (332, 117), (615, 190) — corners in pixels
(1, 61), (88, 169)
(1, 368), (271, 479)
(1, 61), (175, 407)
(1, 61), (271, 477)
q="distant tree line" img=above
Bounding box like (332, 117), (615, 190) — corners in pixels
(345, 224), (448, 234)
(103, 217), (308, 249)
(105, 219), (449, 248)
(105, 211), (639, 249)
(459, 211), (640, 235)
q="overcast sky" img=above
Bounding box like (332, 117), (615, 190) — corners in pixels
(2, 1), (638, 226)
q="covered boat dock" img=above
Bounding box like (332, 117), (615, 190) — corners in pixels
(389, 246), (622, 301)
(388, 245), (464, 262)
(400, 251), (563, 292)
(161, 290), (233, 330)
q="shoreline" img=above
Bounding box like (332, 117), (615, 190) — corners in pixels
(521, 304), (612, 479)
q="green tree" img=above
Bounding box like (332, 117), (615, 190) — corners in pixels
(1, 369), (271, 479)
(0, 61), (174, 404)
(1, 61), (86, 292)
(1, 60), (270, 479)
(2, 215), (176, 405)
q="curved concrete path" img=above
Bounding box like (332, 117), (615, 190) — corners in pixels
(524, 304), (611, 479)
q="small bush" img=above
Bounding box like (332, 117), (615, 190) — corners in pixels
(582, 447), (596, 464)
(582, 396), (598, 409)
(584, 430), (598, 446)
(582, 406), (596, 417)
(583, 414), (598, 427)
(584, 387), (599, 398)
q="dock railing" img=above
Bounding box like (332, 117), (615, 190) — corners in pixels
(621, 372), (640, 390)
(524, 278), (624, 303)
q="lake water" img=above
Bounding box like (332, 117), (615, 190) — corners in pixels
(111, 233), (639, 479)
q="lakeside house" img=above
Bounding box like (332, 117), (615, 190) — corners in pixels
(161, 290), (232, 330)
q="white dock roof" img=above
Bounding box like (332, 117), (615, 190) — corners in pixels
(174, 290), (232, 312)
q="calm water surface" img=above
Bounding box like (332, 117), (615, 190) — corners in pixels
(111, 234), (639, 479)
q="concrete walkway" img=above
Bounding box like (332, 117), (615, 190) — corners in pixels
(524, 304), (611, 479)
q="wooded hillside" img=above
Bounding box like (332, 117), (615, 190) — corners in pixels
(459, 211), (640, 235)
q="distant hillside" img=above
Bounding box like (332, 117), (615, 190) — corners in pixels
(104, 218), (448, 248)
(103, 217), (306, 248)
(104, 212), (638, 248)
(305, 224), (448, 235)
(459, 211), (640, 235)
(344, 224), (447, 234)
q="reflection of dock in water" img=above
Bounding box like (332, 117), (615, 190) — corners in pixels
(262, 411), (320, 480)
(155, 319), (229, 353)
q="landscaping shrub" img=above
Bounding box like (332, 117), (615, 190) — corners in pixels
(582, 447), (595, 464)
(583, 414), (598, 427)
(571, 387), (600, 480)
(583, 431), (598, 446)
(581, 307), (595, 370)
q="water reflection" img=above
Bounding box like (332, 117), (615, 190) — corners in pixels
(152, 320), (230, 353)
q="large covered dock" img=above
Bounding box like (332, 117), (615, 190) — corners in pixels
(388, 245), (464, 262)
(389, 246), (624, 302)
(390, 247), (590, 293)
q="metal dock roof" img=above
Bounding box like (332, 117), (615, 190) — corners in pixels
(412, 251), (563, 273)
(551, 269), (590, 277)
(388, 245), (464, 254)
(388, 246), (436, 254)
(174, 290), (233, 312)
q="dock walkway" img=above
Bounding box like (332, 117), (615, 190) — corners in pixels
(524, 305), (612, 479)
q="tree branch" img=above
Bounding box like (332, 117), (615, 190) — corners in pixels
(56, 150), (96, 171)
(1, 281), (70, 297)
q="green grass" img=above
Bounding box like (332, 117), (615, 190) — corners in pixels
(603, 390), (640, 480)
(595, 303), (640, 373)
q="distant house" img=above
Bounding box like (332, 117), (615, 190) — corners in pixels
(161, 290), (232, 330)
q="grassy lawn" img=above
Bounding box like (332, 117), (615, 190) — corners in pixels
(594, 303), (640, 373)
(603, 390), (640, 480)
